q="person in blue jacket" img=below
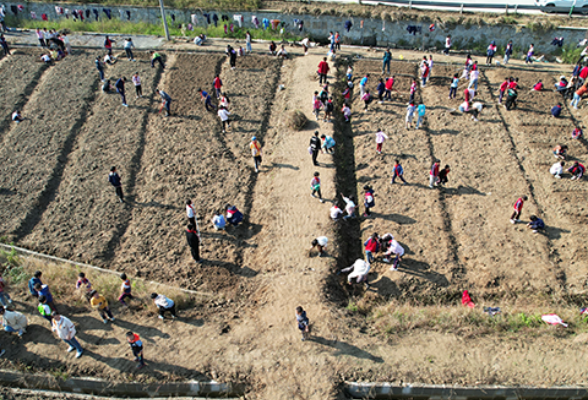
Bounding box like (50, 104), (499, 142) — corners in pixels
(108, 166), (124, 203)
(527, 215), (545, 233)
(382, 48), (392, 74)
(551, 103), (562, 118)
(28, 271), (43, 299)
(225, 204), (243, 226)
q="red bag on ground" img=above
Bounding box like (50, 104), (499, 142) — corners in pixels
(462, 290), (475, 308)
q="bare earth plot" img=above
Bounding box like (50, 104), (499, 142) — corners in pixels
(0, 52), (97, 241)
(485, 69), (588, 292)
(21, 53), (163, 264)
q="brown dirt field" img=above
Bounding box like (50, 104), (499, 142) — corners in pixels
(20, 53), (163, 264)
(0, 52), (97, 240)
(0, 49), (48, 140)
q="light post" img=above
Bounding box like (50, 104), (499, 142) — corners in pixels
(159, 0), (171, 41)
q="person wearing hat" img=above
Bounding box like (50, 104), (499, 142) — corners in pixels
(250, 136), (262, 173)
(151, 293), (176, 320)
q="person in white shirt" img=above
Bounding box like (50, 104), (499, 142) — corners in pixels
(185, 199), (196, 226)
(341, 194), (356, 219)
(380, 233), (405, 270)
(338, 259), (370, 289)
(11, 110), (23, 123)
(0, 307), (27, 337)
(309, 236), (328, 257)
(218, 105), (231, 133)
(300, 37), (310, 55)
(123, 38), (135, 61)
(211, 210), (226, 230)
(40, 54), (51, 63)
(277, 45), (288, 59)
(330, 204), (343, 220)
(427, 55), (433, 81)
(132, 72), (142, 98)
(103, 54), (116, 65)
(342, 104), (351, 122)
(550, 161), (565, 179)
(469, 68), (480, 91)
(52, 313), (83, 358)
(444, 35), (451, 55)
(220, 93), (230, 109)
(151, 293), (176, 320)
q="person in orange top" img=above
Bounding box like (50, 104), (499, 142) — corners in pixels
(571, 83), (588, 109)
(250, 136), (262, 173)
(126, 331), (145, 369)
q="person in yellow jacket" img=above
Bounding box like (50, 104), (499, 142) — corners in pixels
(250, 136), (262, 173)
(90, 290), (115, 324)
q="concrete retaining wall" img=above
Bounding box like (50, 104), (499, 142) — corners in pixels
(3, 1), (588, 54)
(345, 382), (588, 399)
(0, 369), (244, 398)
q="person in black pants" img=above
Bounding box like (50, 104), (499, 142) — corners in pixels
(309, 131), (321, 166)
(115, 77), (128, 107)
(108, 166), (124, 203)
(185, 224), (202, 263)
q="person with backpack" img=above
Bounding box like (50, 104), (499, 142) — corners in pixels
(309, 131), (321, 166)
(312, 91), (322, 121)
(363, 185), (375, 217)
(226, 204), (244, 226)
(250, 136), (262, 173)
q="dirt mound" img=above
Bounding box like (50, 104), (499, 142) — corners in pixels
(285, 109), (308, 130)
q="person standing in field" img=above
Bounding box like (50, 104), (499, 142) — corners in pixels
(510, 195), (528, 224)
(391, 160), (407, 184)
(245, 31), (252, 53)
(52, 313), (83, 358)
(28, 271), (43, 300)
(504, 40), (513, 65)
(218, 105), (231, 133)
(62, 33), (71, 55)
(295, 306), (310, 341)
(119, 273), (133, 306)
(317, 57), (329, 84)
(416, 102), (426, 129)
(525, 44), (534, 64)
(310, 171), (323, 203)
(0, 275), (12, 308)
(157, 89), (172, 116)
(382, 48), (391, 74)
(444, 35), (451, 55)
(123, 38), (135, 61)
(108, 166), (124, 203)
(429, 159), (440, 189)
(213, 74), (223, 99)
(498, 77), (510, 104)
(115, 77), (128, 107)
(375, 128), (388, 154)
(449, 73), (459, 100)
(406, 102), (416, 130)
(95, 56), (105, 82)
(104, 36), (115, 55)
(250, 136), (262, 173)
(126, 331), (145, 369)
(309, 131), (321, 166)
(359, 73), (369, 97)
(90, 290), (115, 324)
(185, 224), (202, 263)
(132, 72), (142, 99)
(185, 199), (196, 226)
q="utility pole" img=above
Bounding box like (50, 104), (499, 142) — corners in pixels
(159, 0), (171, 41)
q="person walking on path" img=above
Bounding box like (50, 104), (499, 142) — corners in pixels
(429, 159), (440, 189)
(218, 105), (231, 133)
(28, 271), (43, 300)
(295, 306), (311, 341)
(104, 36), (115, 55)
(382, 48), (392, 74)
(126, 331), (145, 369)
(95, 56), (105, 82)
(317, 57), (330, 84)
(132, 72), (142, 99)
(420, 59), (429, 88)
(0, 307), (27, 337)
(226, 45), (237, 69)
(416, 102), (426, 129)
(250, 136), (262, 173)
(52, 313), (83, 358)
(186, 199), (196, 226)
(90, 290), (115, 324)
(108, 166), (124, 203)
(123, 38), (135, 61)
(119, 274), (133, 306)
(391, 160), (407, 184)
(375, 129), (388, 154)
(504, 40), (513, 65)
(151, 51), (164, 69)
(185, 223), (202, 263)
(151, 293), (176, 320)
(438, 165), (451, 185)
(115, 77), (128, 107)
(309, 236), (328, 257)
(213, 75), (223, 99)
(310, 171), (323, 203)
(510, 195), (528, 224)
(363, 185), (375, 217)
(0, 34), (10, 57)
(338, 259), (371, 289)
(309, 131), (321, 166)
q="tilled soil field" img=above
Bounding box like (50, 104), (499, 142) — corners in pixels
(485, 69), (588, 291)
(112, 54), (282, 294)
(21, 53), (163, 264)
(0, 52), (97, 240)
(0, 49), (48, 139)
